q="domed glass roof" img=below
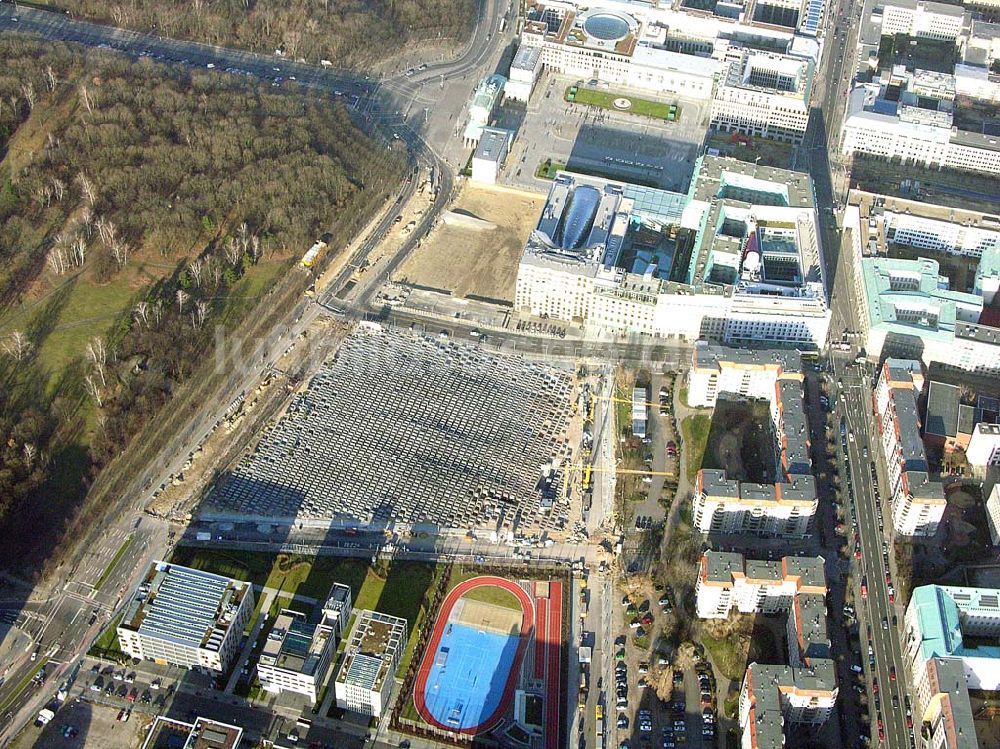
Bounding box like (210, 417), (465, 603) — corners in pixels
(584, 12), (631, 42)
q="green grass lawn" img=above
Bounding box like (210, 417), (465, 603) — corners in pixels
(459, 583), (521, 610)
(168, 547), (368, 603)
(701, 631), (747, 682)
(219, 259), (290, 325)
(681, 413), (712, 484)
(94, 535), (134, 592)
(87, 613), (126, 664)
(567, 86), (679, 120)
(535, 159), (567, 180)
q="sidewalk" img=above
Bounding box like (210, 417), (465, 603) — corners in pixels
(224, 589), (274, 694)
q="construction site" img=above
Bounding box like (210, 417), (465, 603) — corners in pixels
(202, 326), (596, 540)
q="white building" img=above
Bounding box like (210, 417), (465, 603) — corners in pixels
(875, 0), (966, 40)
(631, 386), (647, 439)
(471, 127), (511, 185)
(518, 0), (820, 126)
(690, 344), (818, 540)
(874, 359), (946, 537)
(506, 45), (542, 102)
(334, 610), (407, 717)
(904, 585), (1000, 692)
(514, 156), (830, 347)
(256, 610), (336, 704)
(968, 423), (1000, 469)
(694, 551), (836, 749)
(986, 484), (1000, 546)
(117, 562), (253, 674)
(710, 49), (813, 144)
(695, 551), (826, 622)
(463, 75), (505, 146)
(846, 193), (1000, 375)
(322, 582), (353, 639)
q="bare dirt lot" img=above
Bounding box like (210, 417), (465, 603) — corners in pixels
(393, 183), (544, 302)
(11, 699), (146, 749)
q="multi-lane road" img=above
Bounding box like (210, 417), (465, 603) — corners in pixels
(0, 0), (513, 743)
(835, 354), (914, 749)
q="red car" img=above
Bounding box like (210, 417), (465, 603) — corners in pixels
(888, 591), (895, 603)
(890, 667), (896, 681)
(641, 613), (654, 626)
(872, 678), (879, 694)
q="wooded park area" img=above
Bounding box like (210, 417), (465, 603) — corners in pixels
(37, 0), (477, 68)
(0, 37), (405, 573)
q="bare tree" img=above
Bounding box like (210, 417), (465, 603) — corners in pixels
(95, 216), (115, 246)
(78, 84), (93, 115)
(189, 258), (204, 288)
(152, 300), (164, 327)
(46, 247), (68, 276)
(176, 289), (189, 315)
(133, 301), (149, 327)
(45, 65), (58, 93)
(22, 443), (37, 469)
(223, 236), (241, 266)
(72, 236), (87, 267)
(84, 374), (103, 408)
(3, 331), (33, 361)
(249, 234), (262, 263)
(20, 82), (35, 112)
(193, 300), (209, 328)
(76, 172), (97, 207)
(86, 336), (107, 387)
(110, 239), (130, 270)
(51, 177), (66, 202)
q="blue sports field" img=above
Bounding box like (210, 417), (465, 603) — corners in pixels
(419, 620), (521, 730)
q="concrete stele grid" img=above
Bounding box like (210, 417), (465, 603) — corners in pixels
(207, 329), (574, 533)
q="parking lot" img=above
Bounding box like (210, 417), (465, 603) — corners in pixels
(612, 583), (719, 749)
(501, 74), (709, 192)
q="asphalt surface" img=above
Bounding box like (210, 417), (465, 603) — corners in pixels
(834, 354), (914, 749)
(0, 0), (511, 743)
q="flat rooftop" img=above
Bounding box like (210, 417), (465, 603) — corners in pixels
(337, 610), (407, 692)
(120, 562), (249, 652)
(206, 329), (574, 534)
(141, 717), (243, 749)
(260, 611), (331, 676)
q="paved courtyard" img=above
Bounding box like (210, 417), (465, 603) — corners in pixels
(500, 73), (710, 192)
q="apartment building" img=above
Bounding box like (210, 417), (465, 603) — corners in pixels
(911, 656), (978, 749)
(694, 551), (836, 749)
(334, 610), (407, 717)
(689, 344), (817, 539)
(695, 551), (826, 620)
(874, 360), (946, 536)
(257, 610), (336, 704)
(117, 562), (253, 674)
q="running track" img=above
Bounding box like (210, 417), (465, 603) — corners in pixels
(413, 576), (533, 734)
(543, 581), (563, 749)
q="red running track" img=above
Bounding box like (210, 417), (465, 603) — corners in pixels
(544, 581), (563, 749)
(412, 576), (533, 735)
(534, 597), (548, 680)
